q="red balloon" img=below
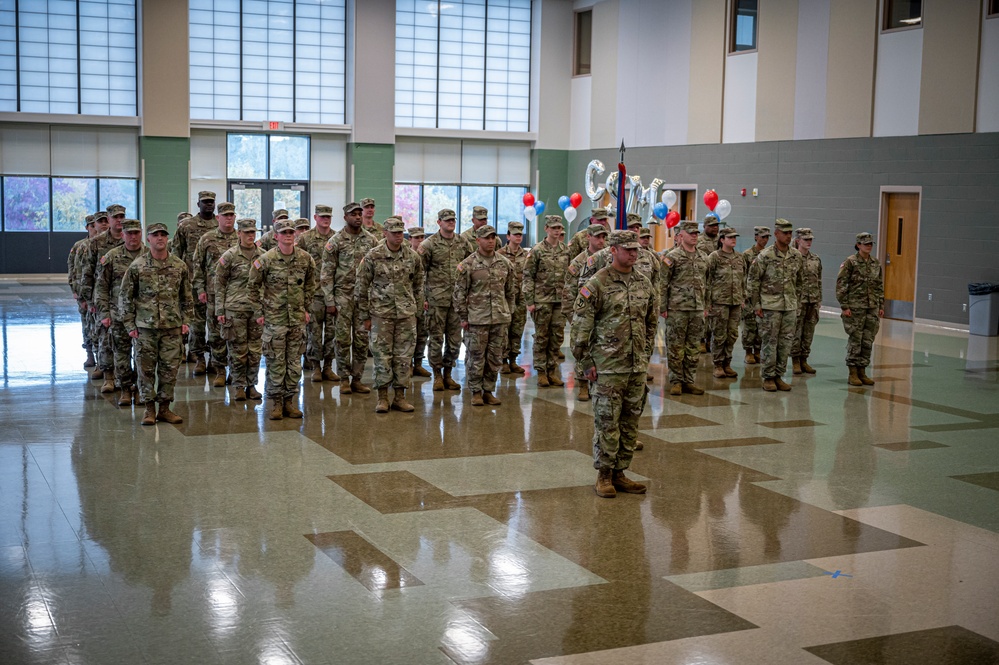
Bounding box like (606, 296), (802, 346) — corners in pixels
(703, 190), (718, 212)
(569, 192), (582, 208)
(665, 211), (681, 228)
(523, 193), (535, 207)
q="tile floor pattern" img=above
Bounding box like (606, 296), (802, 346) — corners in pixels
(0, 280), (998, 664)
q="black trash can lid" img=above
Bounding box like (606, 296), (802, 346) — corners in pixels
(968, 282), (999, 295)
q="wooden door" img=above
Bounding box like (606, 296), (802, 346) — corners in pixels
(881, 192), (919, 321)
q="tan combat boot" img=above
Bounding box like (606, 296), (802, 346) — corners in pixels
(213, 369), (227, 387)
(509, 356), (525, 374)
(547, 372), (564, 387)
(246, 385), (262, 400)
(442, 368), (461, 391)
(500, 360), (512, 374)
(375, 388), (390, 413)
(194, 357), (207, 375)
(858, 367), (875, 386)
(351, 377), (371, 394)
(412, 361), (431, 378)
(91, 367), (104, 380)
(763, 378), (777, 392)
(594, 467), (616, 498)
(536, 373), (550, 388)
(745, 350), (757, 364)
(775, 377), (792, 391)
(723, 365), (738, 378)
(100, 371), (115, 393)
(340, 377), (353, 394)
(482, 391), (501, 406)
(577, 382), (590, 401)
(713, 365), (727, 379)
(283, 398), (303, 418)
(557, 349), (565, 360)
(470, 391), (484, 406)
(117, 387), (132, 407)
(681, 383), (704, 395)
(322, 359), (340, 382)
(311, 365), (323, 382)
(141, 401), (156, 426)
(792, 357), (803, 375)
(801, 358), (816, 374)
(392, 388), (415, 412)
(635, 440), (645, 451)
(269, 400), (284, 420)
(848, 366), (862, 386)
(612, 470), (647, 494)
(234, 387), (246, 401)
(84, 348), (96, 368)
(432, 369), (444, 391)
(669, 383), (682, 396)
(157, 401), (183, 424)
(699, 341), (708, 354)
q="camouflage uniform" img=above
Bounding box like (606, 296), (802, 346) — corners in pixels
(497, 240), (529, 364)
(741, 233), (768, 355)
(121, 251), (194, 404)
(661, 243), (708, 387)
(321, 227), (376, 380)
(83, 229), (125, 372)
(171, 214), (216, 358)
(453, 239), (516, 394)
(355, 241), (424, 389)
(74, 234), (102, 358)
(793, 244), (823, 363)
(418, 231), (472, 370)
(523, 233), (569, 375)
(193, 227), (238, 371)
(96, 242), (147, 391)
(705, 246), (745, 368)
(257, 230), (278, 252)
(565, 248), (601, 381)
(69, 233), (93, 353)
(572, 258), (657, 473)
(216, 243), (265, 391)
(836, 250), (883, 369)
(248, 246), (317, 401)
(297, 226), (337, 368)
(748, 238), (804, 381)
(697, 232), (720, 257)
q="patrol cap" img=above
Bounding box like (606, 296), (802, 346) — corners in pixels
(719, 227), (739, 238)
(314, 204), (333, 216)
(586, 224), (608, 237)
(343, 202), (362, 214)
(639, 227), (652, 238)
(626, 213), (642, 227)
(294, 217), (311, 229)
(384, 218), (406, 233)
(85, 214), (95, 226)
(360, 198), (376, 207)
(198, 191), (216, 201)
(795, 227), (813, 240)
(590, 207), (610, 220)
(703, 213), (720, 226)
(507, 221), (524, 234)
(856, 232), (875, 244)
(385, 215), (403, 222)
(93, 211), (109, 222)
(679, 220), (700, 234)
(475, 224), (497, 239)
(407, 226), (425, 239)
(774, 218), (794, 233)
(753, 226), (771, 237)
(274, 218), (296, 233)
(273, 208), (289, 219)
(236, 218), (260, 232)
(146, 222), (169, 235)
(608, 230), (640, 249)
(107, 204), (126, 216)
(177, 211), (191, 222)
(121, 218), (142, 232)
(544, 215), (564, 228)
(438, 208), (456, 221)
(216, 202), (235, 215)
(472, 206), (488, 220)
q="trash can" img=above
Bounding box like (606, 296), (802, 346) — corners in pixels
(968, 282), (999, 336)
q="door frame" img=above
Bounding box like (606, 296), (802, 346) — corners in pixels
(877, 185), (922, 321)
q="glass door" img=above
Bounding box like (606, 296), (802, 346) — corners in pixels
(229, 181), (309, 230)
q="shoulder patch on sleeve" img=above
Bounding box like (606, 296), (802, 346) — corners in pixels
(663, 256), (672, 266)
(252, 259), (262, 270)
(456, 262), (465, 272)
(580, 286), (592, 299)
(586, 256), (595, 267)
(219, 256), (227, 266)
(324, 240), (334, 252)
(99, 255), (107, 265)
(568, 264), (578, 275)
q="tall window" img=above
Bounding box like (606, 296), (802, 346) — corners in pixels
(730, 0), (758, 53)
(883, 0), (922, 30)
(394, 183), (528, 237)
(573, 10), (591, 76)
(2, 177), (137, 232)
(190, 0), (346, 124)
(395, 0), (531, 132)
(0, 0), (137, 115)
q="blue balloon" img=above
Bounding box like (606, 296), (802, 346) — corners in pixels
(653, 202), (667, 220)
(534, 201), (546, 215)
(558, 195), (570, 211)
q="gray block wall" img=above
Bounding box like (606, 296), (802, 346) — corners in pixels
(568, 133), (999, 325)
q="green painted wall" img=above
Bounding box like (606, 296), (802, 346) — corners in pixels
(532, 149), (570, 241)
(140, 137), (190, 232)
(349, 143), (394, 214)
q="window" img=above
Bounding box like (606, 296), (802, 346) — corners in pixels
(3, 177), (50, 231)
(883, 0), (922, 30)
(573, 10), (591, 76)
(991, 0), (999, 18)
(1, 177), (137, 232)
(53, 178), (96, 232)
(395, 0), (531, 132)
(730, 0), (758, 53)
(190, 0), (346, 123)
(227, 134), (309, 181)
(394, 183), (528, 237)
(0, 1), (137, 115)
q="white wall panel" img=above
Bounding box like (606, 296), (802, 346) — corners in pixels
(50, 126), (138, 177)
(661, 0), (692, 146)
(0, 125), (51, 175)
(569, 75), (592, 151)
(311, 134), (347, 226)
(722, 52), (757, 144)
(793, 0), (830, 140)
(978, 14), (999, 133)
(873, 28), (922, 137)
(395, 139), (461, 183)
(189, 129), (225, 206)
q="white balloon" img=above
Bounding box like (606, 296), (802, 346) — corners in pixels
(715, 199), (732, 221)
(605, 172), (618, 200)
(662, 189), (677, 209)
(564, 207), (577, 223)
(585, 160), (606, 202)
(524, 206), (537, 222)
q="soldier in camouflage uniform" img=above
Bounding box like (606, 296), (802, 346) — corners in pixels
(406, 227), (432, 378)
(697, 214), (722, 354)
(524, 215), (569, 387)
(360, 198), (384, 238)
(792, 228), (822, 375)
(454, 225), (516, 407)
(497, 221), (529, 375)
(95, 219), (147, 406)
(69, 214), (98, 368)
(215, 219), (265, 402)
(741, 226), (770, 364)
(121, 223), (194, 426)
(748, 219), (804, 392)
(322, 202), (376, 395)
(172, 192), (217, 372)
(418, 208), (472, 391)
(248, 218), (317, 420)
(76, 212), (109, 370)
(297, 204), (339, 383)
(356, 218), (424, 413)
(836, 232), (884, 386)
(458, 205), (503, 249)
(704, 227), (744, 379)
(193, 201), (238, 386)
(564, 224), (608, 401)
(572, 230), (656, 499)
(566, 207), (611, 260)
(83, 204), (126, 389)
(256, 208), (289, 253)
(661, 221), (708, 395)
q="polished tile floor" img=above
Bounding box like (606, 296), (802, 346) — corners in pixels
(1, 278), (998, 665)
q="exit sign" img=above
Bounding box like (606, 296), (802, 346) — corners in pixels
(263, 121), (284, 131)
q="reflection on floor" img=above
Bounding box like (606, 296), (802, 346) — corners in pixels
(1, 279), (997, 665)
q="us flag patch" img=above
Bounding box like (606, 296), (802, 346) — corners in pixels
(253, 260), (262, 270)
(580, 286), (592, 299)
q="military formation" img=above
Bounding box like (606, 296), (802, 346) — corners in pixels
(69, 194), (884, 495)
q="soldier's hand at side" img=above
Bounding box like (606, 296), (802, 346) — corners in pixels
(362, 319), (371, 331)
(128, 329), (138, 339)
(661, 309), (668, 319)
(878, 309), (884, 318)
(527, 305), (536, 313)
(198, 292), (208, 304)
(305, 312), (311, 324)
(101, 317), (111, 328)
(584, 367), (597, 382)
(89, 305), (96, 313)
(424, 301), (429, 311)
(217, 315), (226, 323)
(461, 320), (469, 330)
(326, 305), (337, 316)
(181, 324), (190, 335)
(755, 309), (763, 318)
(256, 317), (265, 325)
(843, 308), (852, 318)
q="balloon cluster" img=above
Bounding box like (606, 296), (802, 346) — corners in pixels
(703, 190), (732, 221)
(652, 189), (681, 228)
(522, 193), (545, 222)
(556, 192), (583, 223)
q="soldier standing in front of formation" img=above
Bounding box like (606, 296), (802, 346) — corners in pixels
(704, 227), (744, 379)
(748, 219), (804, 392)
(355, 218), (424, 414)
(193, 201), (239, 387)
(661, 221), (708, 396)
(523, 215), (569, 387)
(121, 223), (193, 426)
(83, 204), (126, 391)
(792, 228), (822, 376)
(405, 227), (432, 378)
(298, 204), (339, 383)
(69, 214), (98, 368)
(572, 230), (656, 499)
(95, 218), (147, 406)
(497, 221), (529, 375)
(836, 232), (884, 386)
(215, 218), (265, 402)
(454, 225), (516, 407)
(741, 226), (770, 364)
(564, 223), (608, 401)
(418, 208), (471, 392)
(172, 192), (218, 372)
(322, 202), (376, 395)
(248, 218), (317, 420)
